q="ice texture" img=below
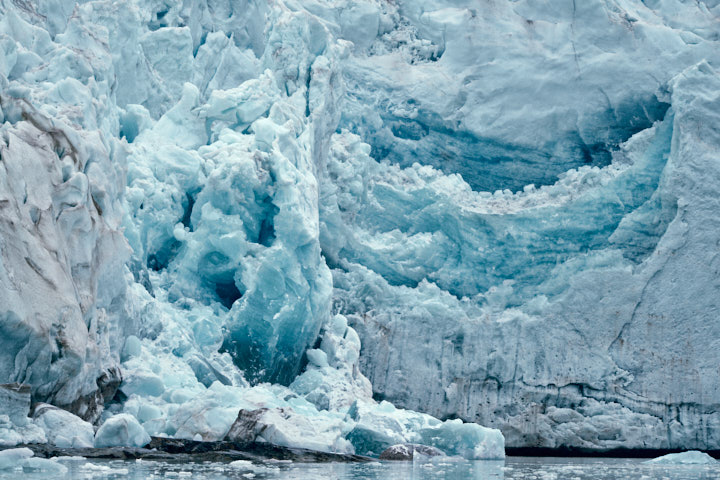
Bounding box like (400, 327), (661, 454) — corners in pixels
(343, 61), (720, 450)
(0, 1), (130, 422)
(0, 0), (719, 454)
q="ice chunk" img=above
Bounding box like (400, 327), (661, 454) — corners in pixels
(201, 71), (278, 127)
(169, 383), (248, 442)
(291, 315), (372, 411)
(20, 457), (68, 474)
(32, 404), (94, 448)
(94, 414), (150, 448)
(52, 456), (87, 462)
(122, 336), (142, 361)
(79, 463), (130, 475)
(119, 369), (165, 398)
(645, 451), (718, 465)
(418, 418), (505, 460)
(346, 400), (504, 460)
(0, 447), (33, 469)
(0, 415), (46, 447)
(224, 406), (353, 454)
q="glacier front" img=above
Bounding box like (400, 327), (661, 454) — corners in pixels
(0, 0), (719, 454)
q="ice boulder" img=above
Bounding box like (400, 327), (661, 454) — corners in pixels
(646, 451), (718, 465)
(94, 414), (150, 448)
(32, 404), (94, 448)
(346, 400), (504, 459)
(20, 457), (68, 474)
(418, 419), (505, 460)
(224, 407), (353, 454)
(0, 447), (33, 469)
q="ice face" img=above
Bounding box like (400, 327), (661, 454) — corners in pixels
(1, 0), (719, 455)
(0, 1), (130, 422)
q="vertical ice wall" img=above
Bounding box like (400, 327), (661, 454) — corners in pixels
(0, 0), (719, 452)
(323, 1), (720, 449)
(0, 1), (130, 422)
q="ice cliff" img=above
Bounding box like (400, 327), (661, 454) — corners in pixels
(0, 0), (719, 453)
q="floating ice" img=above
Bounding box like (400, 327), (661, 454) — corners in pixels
(379, 444), (446, 461)
(20, 457), (68, 475)
(646, 451), (718, 465)
(0, 448), (33, 470)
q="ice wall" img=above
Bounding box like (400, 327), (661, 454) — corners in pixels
(0, 0), (719, 452)
(317, 0), (720, 450)
(327, 6), (720, 449)
(0, 2), (129, 422)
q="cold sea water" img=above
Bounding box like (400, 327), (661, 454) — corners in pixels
(2, 455), (719, 479)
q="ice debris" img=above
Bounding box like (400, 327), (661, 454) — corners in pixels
(20, 457), (68, 474)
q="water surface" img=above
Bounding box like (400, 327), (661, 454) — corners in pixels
(5, 455), (720, 479)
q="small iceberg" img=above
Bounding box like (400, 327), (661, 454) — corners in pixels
(645, 451), (718, 465)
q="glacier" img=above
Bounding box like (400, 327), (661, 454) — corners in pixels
(0, 0), (719, 456)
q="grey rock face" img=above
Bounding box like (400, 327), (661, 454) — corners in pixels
(224, 409), (270, 444)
